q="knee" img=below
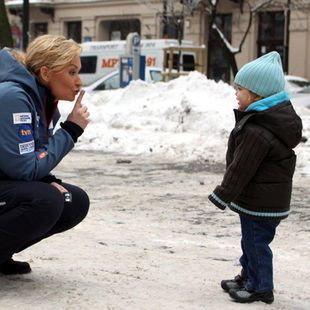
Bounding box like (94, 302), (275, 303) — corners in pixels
(73, 187), (90, 221)
(33, 186), (64, 224)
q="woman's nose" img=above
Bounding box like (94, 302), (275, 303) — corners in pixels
(76, 75), (83, 87)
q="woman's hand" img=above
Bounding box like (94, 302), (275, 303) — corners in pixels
(66, 90), (90, 130)
(51, 182), (68, 193)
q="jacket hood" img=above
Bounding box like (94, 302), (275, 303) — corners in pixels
(0, 49), (41, 103)
(234, 102), (303, 149)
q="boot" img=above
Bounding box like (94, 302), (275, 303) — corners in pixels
(0, 258), (31, 275)
(221, 269), (247, 292)
(229, 287), (274, 304)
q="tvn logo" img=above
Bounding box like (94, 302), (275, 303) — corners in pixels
(20, 129), (32, 136)
(18, 125), (33, 142)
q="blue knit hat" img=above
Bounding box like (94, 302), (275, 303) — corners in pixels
(234, 51), (285, 97)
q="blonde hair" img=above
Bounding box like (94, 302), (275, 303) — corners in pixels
(10, 49), (26, 65)
(25, 34), (81, 74)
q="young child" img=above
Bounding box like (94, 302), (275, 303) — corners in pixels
(208, 51), (303, 304)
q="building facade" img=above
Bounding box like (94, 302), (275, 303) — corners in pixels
(5, 0), (310, 81)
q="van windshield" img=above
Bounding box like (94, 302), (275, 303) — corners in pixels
(165, 53), (195, 72)
(80, 56), (97, 74)
(150, 70), (163, 82)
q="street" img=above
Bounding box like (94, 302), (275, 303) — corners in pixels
(0, 150), (309, 310)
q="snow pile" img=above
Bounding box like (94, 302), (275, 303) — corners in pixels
(58, 71), (310, 173)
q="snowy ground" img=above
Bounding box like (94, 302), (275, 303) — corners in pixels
(0, 151), (308, 310)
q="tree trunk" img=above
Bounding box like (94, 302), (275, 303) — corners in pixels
(0, 0), (13, 48)
(230, 53), (238, 77)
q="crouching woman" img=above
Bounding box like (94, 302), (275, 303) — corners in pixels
(0, 35), (90, 274)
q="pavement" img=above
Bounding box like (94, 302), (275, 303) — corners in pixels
(0, 151), (309, 310)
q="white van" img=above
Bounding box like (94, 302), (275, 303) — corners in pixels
(80, 39), (198, 85)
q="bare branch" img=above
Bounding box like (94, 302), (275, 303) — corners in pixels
(237, 0), (273, 52)
(251, 0), (274, 13)
(236, 2), (254, 53)
(211, 0), (273, 55)
(212, 24), (239, 53)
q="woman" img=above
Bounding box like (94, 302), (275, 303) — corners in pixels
(0, 35), (90, 274)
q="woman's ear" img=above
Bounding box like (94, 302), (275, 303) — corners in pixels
(38, 66), (50, 83)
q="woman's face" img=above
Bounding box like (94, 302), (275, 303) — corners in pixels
(44, 55), (82, 101)
(235, 85), (261, 111)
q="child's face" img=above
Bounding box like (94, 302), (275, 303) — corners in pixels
(235, 86), (261, 111)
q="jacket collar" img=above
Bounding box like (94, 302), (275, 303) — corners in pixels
(245, 91), (290, 112)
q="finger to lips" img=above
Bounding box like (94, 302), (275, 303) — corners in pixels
(75, 90), (85, 107)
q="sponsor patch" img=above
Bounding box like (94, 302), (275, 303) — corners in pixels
(19, 140), (35, 154)
(13, 112), (32, 124)
(18, 124), (33, 142)
(38, 151), (48, 159)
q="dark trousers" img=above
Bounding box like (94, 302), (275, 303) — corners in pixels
(0, 180), (89, 264)
(239, 214), (280, 293)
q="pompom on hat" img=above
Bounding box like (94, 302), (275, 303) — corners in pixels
(234, 51), (285, 98)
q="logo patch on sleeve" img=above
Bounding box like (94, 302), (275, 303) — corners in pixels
(18, 124), (33, 142)
(13, 113), (32, 124)
(19, 140), (35, 154)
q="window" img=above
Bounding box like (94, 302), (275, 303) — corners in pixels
(182, 54), (195, 71)
(95, 74), (120, 91)
(165, 53), (194, 71)
(109, 20), (140, 40)
(150, 70), (163, 82)
(288, 80), (310, 88)
(208, 14), (232, 82)
(66, 21), (82, 43)
(162, 16), (184, 40)
(165, 53), (179, 70)
(258, 12), (284, 62)
(33, 23), (48, 38)
(80, 56), (97, 74)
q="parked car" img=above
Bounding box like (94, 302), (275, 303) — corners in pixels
(290, 87), (310, 109)
(83, 67), (163, 92)
(285, 75), (310, 95)
(284, 75), (310, 109)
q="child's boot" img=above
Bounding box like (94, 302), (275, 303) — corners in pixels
(229, 288), (274, 304)
(221, 269), (247, 292)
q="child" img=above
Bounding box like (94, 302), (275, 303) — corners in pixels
(208, 51), (303, 304)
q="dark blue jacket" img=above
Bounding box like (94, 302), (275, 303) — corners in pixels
(0, 49), (74, 181)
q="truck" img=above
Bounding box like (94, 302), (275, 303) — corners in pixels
(79, 39), (199, 85)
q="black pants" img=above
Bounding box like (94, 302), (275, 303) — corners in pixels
(0, 181), (89, 264)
